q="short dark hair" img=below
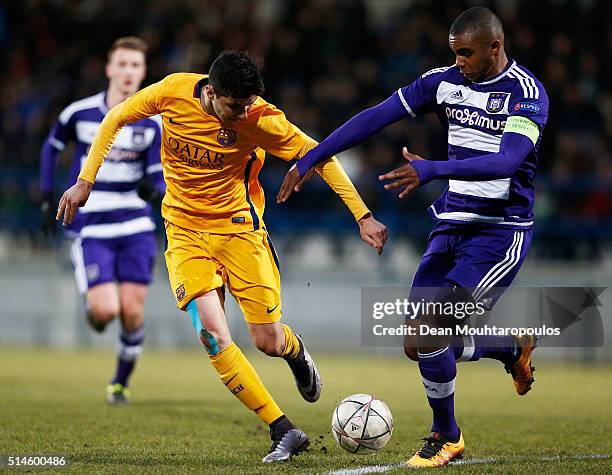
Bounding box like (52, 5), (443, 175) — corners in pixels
(107, 36), (148, 61)
(449, 7), (504, 40)
(208, 51), (264, 98)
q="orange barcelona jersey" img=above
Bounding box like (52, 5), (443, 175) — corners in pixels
(79, 73), (369, 233)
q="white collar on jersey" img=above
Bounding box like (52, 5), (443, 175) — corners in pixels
(98, 91), (109, 115)
(473, 59), (516, 85)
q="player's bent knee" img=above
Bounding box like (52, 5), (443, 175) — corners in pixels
(121, 313), (144, 332)
(404, 343), (419, 361)
(199, 328), (228, 355)
(403, 326), (419, 361)
(89, 305), (118, 324)
(185, 299), (230, 356)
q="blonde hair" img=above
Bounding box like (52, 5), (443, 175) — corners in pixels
(107, 36), (148, 62)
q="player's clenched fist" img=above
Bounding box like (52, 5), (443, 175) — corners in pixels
(56, 178), (93, 225)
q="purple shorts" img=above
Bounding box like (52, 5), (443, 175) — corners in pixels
(411, 223), (532, 307)
(70, 232), (157, 294)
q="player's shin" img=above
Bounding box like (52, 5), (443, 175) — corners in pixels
(112, 323), (145, 387)
(209, 343), (284, 424)
(417, 345), (459, 441)
(186, 300), (284, 424)
(107, 323), (144, 404)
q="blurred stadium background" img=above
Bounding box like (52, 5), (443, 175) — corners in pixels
(0, 0), (610, 360)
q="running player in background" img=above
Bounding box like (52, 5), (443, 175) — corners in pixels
(55, 51), (387, 462)
(278, 7), (548, 468)
(40, 37), (164, 405)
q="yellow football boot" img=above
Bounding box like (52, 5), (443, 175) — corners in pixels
(505, 334), (537, 395)
(406, 430), (465, 468)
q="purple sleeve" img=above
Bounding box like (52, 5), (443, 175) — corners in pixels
(39, 134), (62, 194)
(145, 120), (166, 194)
(296, 69), (444, 177)
(508, 78), (549, 130)
(40, 110), (77, 193)
(411, 132), (535, 184)
(296, 94), (409, 176)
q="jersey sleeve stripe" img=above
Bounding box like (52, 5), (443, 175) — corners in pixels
(508, 70), (532, 99)
(510, 66), (536, 98)
(421, 66), (451, 78)
(396, 88), (416, 118)
(513, 66), (539, 99)
(509, 67), (538, 99)
(48, 136), (66, 151)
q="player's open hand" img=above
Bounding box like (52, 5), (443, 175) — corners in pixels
(378, 147), (424, 198)
(56, 178), (93, 225)
(276, 164), (314, 203)
(358, 214), (388, 255)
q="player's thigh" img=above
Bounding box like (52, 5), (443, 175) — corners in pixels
(410, 229), (456, 289)
(449, 228), (533, 306)
(213, 229), (282, 325)
(116, 232), (157, 287)
(119, 282), (148, 330)
(164, 220), (225, 311)
(70, 237), (116, 296)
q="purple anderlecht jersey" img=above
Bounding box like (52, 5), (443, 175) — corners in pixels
(396, 60), (549, 229)
(45, 91), (162, 238)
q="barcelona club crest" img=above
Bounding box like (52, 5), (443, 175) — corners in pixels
(486, 92), (510, 113)
(175, 284), (186, 302)
(217, 128), (237, 147)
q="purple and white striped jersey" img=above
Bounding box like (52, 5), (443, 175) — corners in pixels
(396, 60), (548, 228)
(42, 91), (163, 238)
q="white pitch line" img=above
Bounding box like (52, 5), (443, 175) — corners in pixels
(322, 454), (610, 475)
(321, 465), (402, 475)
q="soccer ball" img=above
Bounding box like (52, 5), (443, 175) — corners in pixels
(331, 394), (393, 454)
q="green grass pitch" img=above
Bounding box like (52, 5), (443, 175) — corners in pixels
(1, 348), (611, 474)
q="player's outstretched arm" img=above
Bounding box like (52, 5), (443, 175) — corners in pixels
(276, 95), (407, 203)
(380, 129), (537, 198)
(314, 156), (388, 254)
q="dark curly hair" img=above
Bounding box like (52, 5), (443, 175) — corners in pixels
(208, 51), (265, 98)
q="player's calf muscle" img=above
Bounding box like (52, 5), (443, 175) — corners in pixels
(249, 323), (285, 356)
